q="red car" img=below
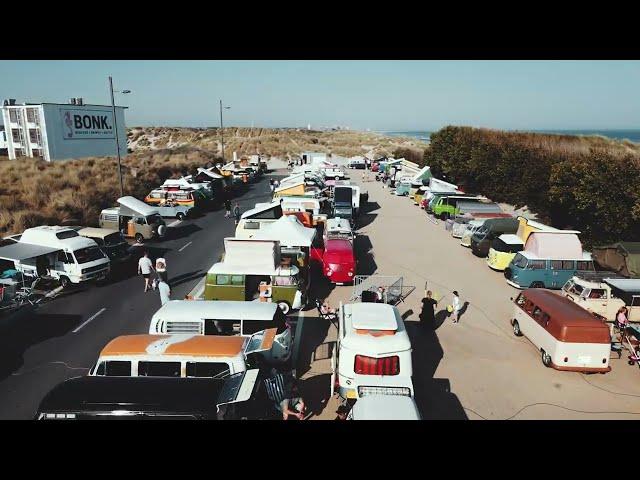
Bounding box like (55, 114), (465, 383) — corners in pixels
(323, 238), (356, 284)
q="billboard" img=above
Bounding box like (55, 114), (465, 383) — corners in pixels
(59, 107), (116, 140)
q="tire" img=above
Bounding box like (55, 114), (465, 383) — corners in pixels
(541, 350), (552, 368)
(135, 233), (145, 244)
(176, 212), (185, 221)
(530, 281), (545, 289)
(512, 320), (523, 337)
(60, 276), (71, 289)
(277, 301), (291, 315)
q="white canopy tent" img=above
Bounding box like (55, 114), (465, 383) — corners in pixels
(253, 216), (315, 247)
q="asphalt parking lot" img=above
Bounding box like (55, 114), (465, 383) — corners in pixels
(299, 170), (640, 420)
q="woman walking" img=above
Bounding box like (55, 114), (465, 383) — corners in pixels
(451, 290), (462, 324)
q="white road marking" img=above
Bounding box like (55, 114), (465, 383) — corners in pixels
(72, 307), (106, 333)
(178, 241), (192, 252)
(168, 220), (182, 228)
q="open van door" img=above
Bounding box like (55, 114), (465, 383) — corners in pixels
(243, 328), (277, 356)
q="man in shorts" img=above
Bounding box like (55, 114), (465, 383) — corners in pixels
(137, 250), (155, 293)
(264, 370), (307, 420)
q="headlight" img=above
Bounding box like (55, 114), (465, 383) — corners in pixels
(358, 386), (411, 397)
(347, 272), (353, 277)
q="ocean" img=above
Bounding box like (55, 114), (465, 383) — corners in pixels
(381, 129), (640, 144)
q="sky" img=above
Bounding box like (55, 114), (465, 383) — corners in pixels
(1, 60), (639, 131)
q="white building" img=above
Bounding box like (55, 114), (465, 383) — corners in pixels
(1, 98), (127, 162)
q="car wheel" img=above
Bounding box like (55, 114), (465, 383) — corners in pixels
(277, 301), (291, 315)
(60, 276), (71, 289)
(512, 320), (523, 337)
(530, 281), (544, 288)
(135, 233), (145, 244)
(176, 212), (185, 221)
(542, 350), (552, 367)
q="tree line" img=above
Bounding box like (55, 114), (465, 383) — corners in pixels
(423, 126), (640, 248)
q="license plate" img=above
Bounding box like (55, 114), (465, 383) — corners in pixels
(578, 355), (591, 364)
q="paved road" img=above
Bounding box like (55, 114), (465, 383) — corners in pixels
(0, 174), (277, 419)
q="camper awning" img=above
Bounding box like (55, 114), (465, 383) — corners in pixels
(196, 168), (223, 179)
(411, 166), (432, 184)
(0, 243), (61, 262)
(604, 278), (640, 295)
(117, 196), (159, 216)
(253, 216), (316, 247)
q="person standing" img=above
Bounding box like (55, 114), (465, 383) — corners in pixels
(155, 257), (167, 283)
(420, 290), (438, 328)
(269, 178), (275, 193)
(137, 250), (155, 293)
(224, 197), (232, 218)
(233, 203), (241, 226)
(451, 290), (462, 324)
(158, 279), (171, 306)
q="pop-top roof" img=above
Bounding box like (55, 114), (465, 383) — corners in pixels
(152, 300), (278, 322)
(349, 303), (398, 330)
(117, 196), (159, 216)
(99, 334), (246, 358)
(241, 201), (281, 219)
(524, 231), (583, 259)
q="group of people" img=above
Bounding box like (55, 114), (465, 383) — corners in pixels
(223, 198), (242, 225)
(137, 250), (171, 305)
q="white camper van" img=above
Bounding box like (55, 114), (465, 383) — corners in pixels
(18, 226), (110, 287)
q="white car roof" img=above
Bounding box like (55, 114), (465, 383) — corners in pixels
(351, 394), (420, 420)
(151, 300), (278, 323)
(498, 234), (524, 245)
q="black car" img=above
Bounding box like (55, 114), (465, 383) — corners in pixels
(71, 227), (132, 264)
(35, 370), (271, 420)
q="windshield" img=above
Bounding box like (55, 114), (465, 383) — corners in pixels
(513, 253), (528, 269)
(492, 238), (523, 253)
(146, 214), (163, 225)
(73, 247), (106, 264)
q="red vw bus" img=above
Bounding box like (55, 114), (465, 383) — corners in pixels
(323, 239), (355, 285)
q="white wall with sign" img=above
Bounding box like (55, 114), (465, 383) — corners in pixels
(42, 104), (127, 160)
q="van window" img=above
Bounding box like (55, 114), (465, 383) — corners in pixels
(523, 299), (535, 315)
(97, 361), (132, 376)
(57, 251), (72, 264)
(205, 319), (240, 335)
(589, 289), (607, 299)
(632, 296), (640, 307)
(244, 221), (260, 230)
(138, 361), (181, 377)
(576, 261), (592, 271)
(569, 282), (584, 296)
(146, 214), (162, 224)
(529, 260), (546, 270)
(73, 247), (105, 264)
(244, 311), (286, 335)
(216, 275), (230, 285)
(56, 230), (79, 240)
(274, 275), (295, 286)
(562, 260), (575, 269)
(231, 275), (244, 285)
(550, 260), (563, 270)
(135, 217), (146, 225)
(513, 254), (527, 269)
(186, 362), (229, 378)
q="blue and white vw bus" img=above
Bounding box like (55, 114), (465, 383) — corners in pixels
(504, 251), (595, 290)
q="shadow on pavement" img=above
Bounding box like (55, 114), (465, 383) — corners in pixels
(295, 314), (331, 378)
(360, 201), (380, 215)
(405, 322), (468, 420)
(0, 313), (83, 382)
(169, 270), (203, 288)
(354, 234), (377, 276)
(300, 373), (332, 417)
(168, 223), (203, 241)
(303, 264), (336, 311)
(356, 213), (378, 229)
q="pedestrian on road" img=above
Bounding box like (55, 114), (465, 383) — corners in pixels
(137, 250), (155, 293)
(420, 290), (438, 328)
(451, 290), (462, 324)
(233, 203), (241, 226)
(158, 279), (171, 306)
(269, 178), (275, 193)
(224, 198), (232, 218)
(155, 257), (167, 284)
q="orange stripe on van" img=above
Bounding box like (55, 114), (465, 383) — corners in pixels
(355, 329), (395, 337)
(100, 335), (245, 357)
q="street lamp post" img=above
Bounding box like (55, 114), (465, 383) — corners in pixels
(219, 100), (230, 160)
(109, 76), (131, 197)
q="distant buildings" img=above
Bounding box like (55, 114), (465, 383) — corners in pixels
(1, 98), (127, 162)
